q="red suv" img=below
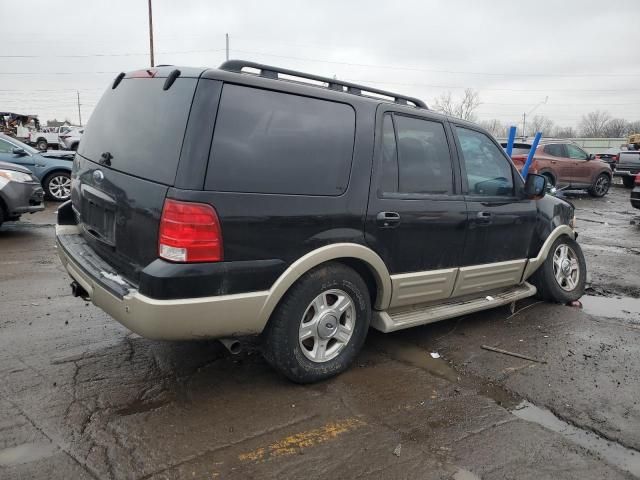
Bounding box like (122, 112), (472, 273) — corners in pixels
(504, 140), (613, 197)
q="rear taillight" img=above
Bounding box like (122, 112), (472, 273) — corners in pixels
(614, 155), (619, 163)
(635, 175), (640, 186)
(158, 199), (223, 263)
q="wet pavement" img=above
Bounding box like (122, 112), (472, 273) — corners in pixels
(1, 185), (639, 479)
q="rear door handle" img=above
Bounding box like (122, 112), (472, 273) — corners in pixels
(376, 211), (401, 228)
(476, 211), (492, 225)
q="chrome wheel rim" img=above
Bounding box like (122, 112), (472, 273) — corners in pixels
(49, 175), (71, 200)
(299, 289), (355, 363)
(594, 176), (609, 196)
(553, 243), (580, 292)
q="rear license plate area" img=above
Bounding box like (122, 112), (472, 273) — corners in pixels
(84, 199), (116, 245)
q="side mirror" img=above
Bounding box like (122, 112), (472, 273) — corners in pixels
(524, 173), (546, 198)
(587, 153), (595, 160)
(12, 148), (26, 156)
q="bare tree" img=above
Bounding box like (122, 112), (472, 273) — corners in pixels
(528, 115), (554, 136)
(579, 110), (612, 137)
(552, 126), (576, 138)
(478, 119), (506, 137)
(433, 89), (480, 122)
(603, 118), (630, 138)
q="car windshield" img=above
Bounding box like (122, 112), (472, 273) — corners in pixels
(0, 135), (39, 155)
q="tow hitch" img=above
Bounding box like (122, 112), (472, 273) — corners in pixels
(70, 281), (90, 301)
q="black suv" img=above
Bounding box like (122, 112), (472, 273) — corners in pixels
(56, 61), (586, 383)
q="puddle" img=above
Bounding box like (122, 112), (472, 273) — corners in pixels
(580, 295), (640, 322)
(0, 441), (59, 466)
(369, 335), (459, 383)
(512, 401), (640, 477)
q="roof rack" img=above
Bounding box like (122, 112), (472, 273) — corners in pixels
(219, 60), (427, 109)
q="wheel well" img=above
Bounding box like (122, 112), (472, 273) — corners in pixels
(540, 171), (556, 184)
(334, 257), (379, 307)
(0, 195), (7, 221)
(44, 169), (71, 183)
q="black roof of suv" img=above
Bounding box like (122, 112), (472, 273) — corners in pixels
(55, 60), (583, 383)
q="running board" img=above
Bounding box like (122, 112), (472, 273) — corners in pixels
(372, 282), (537, 333)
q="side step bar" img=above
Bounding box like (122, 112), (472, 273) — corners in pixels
(371, 282), (537, 333)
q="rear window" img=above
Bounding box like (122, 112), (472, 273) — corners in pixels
(78, 77), (197, 185)
(205, 84), (355, 195)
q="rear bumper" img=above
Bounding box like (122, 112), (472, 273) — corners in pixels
(56, 223), (269, 340)
(614, 168), (639, 177)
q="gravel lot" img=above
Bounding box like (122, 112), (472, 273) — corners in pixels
(1, 185), (639, 479)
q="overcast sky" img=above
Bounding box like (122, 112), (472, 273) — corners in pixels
(1, 0), (639, 130)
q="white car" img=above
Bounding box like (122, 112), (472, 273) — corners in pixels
(58, 127), (84, 151)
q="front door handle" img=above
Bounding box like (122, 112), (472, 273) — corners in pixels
(476, 211), (492, 225)
(376, 211), (401, 228)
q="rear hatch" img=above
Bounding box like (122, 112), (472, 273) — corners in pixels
(71, 69), (202, 284)
(617, 152), (640, 172)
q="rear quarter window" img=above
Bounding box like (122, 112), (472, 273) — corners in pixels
(205, 84), (355, 195)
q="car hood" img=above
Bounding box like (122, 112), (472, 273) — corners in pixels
(0, 160), (32, 174)
(41, 150), (75, 160)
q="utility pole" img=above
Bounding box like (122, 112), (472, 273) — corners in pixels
(148, 0), (155, 67)
(76, 91), (82, 127)
(225, 33), (229, 61)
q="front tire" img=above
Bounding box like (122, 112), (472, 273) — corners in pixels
(36, 139), (48, 151)
(622, 176), (635, 188)
(44, 171), (71, 201)
(588, 173), (610, 197)
(261, 262), (371, 383)
(531, 235), (586, 303)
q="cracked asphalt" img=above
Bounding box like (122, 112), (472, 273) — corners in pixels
(1, 184), (639, 479)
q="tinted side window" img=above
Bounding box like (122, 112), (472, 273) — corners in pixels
(456, 127), (514, 196)
(206, 85), (355, 195)
(544, 144), (565, 157)
(392, 115), (453, 194)
(566, 144), (588, 160)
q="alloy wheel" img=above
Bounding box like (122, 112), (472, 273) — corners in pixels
(298, 289), (355, 363)
(552, 243), (580, 291)
(48, 175), (71, 200)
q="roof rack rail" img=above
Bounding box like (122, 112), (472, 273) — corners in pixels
(219, 60), (427, 109)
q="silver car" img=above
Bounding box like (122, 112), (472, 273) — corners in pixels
(0, 160), (44, 227)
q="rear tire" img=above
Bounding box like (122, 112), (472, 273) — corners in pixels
(622, 176), (635, 188)
(531, 235), (586, 303)
(36, 139), (48, 151)
(261, 262), (371, 383)
(588, 173), (610, 197)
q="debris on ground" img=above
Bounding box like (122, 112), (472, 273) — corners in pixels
(393, 444), (402, 457)
(430, 352), (441, 359)
(567, 300), (583, 308)
(481, 345), (546, 364)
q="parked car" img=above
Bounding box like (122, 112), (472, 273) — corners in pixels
(616, 151), (640, 188)
(58, 127), (84, 151)
(55, 61), (586, 383)
(631, 175), (640, 210)
(502, 140), (612, 197)
(0, 133), (74, 201)
(0, 160), (44, 227)
(28, 125), (71, 151)
(594, 148), (621, 170)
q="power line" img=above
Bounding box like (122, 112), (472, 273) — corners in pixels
(231, 49), (640, 78)
(0, 48), (225, 59)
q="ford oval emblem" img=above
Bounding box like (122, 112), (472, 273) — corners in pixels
(93, 170), (104, 183)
